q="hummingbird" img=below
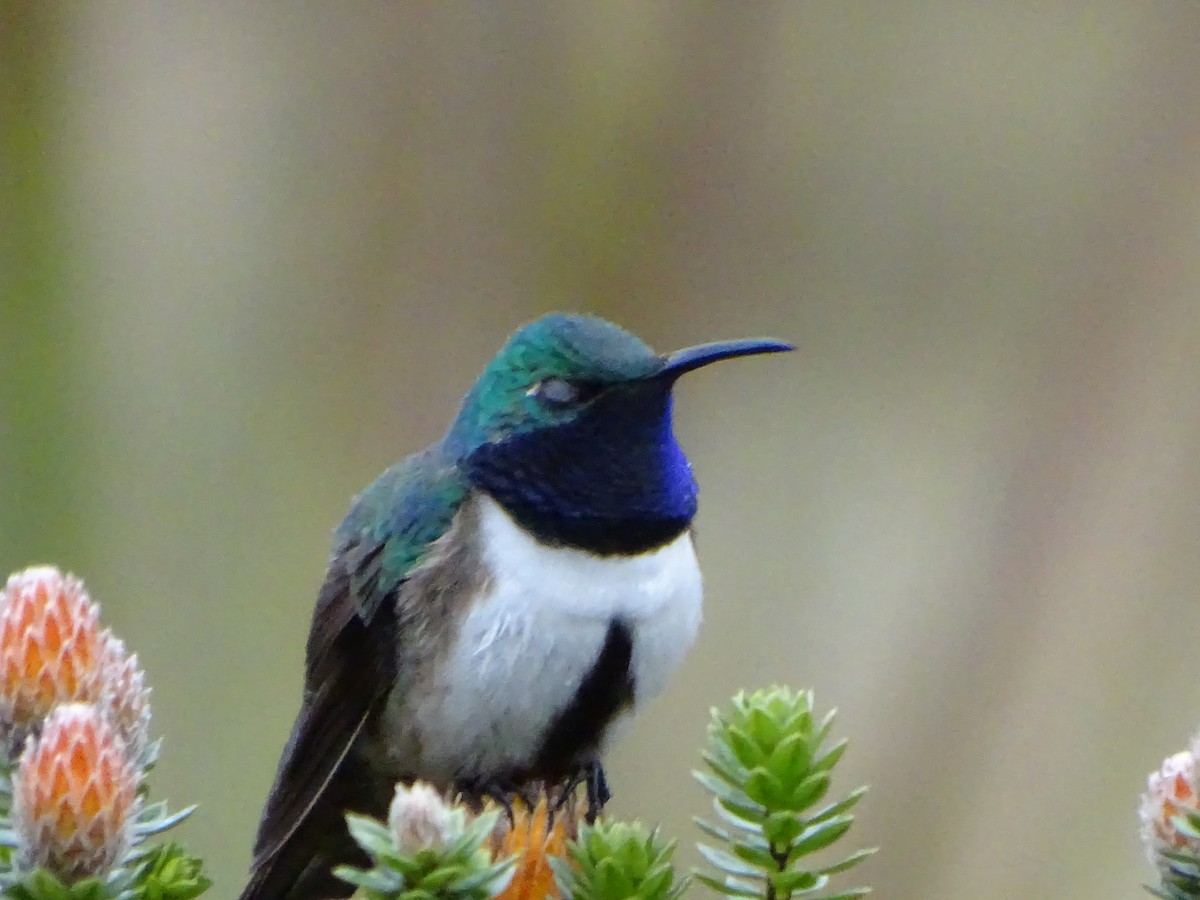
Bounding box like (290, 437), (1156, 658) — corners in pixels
(240, 313), (791, 899)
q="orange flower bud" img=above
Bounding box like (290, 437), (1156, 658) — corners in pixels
(0, 567), (106, 751)
(13, 702), (140, 883)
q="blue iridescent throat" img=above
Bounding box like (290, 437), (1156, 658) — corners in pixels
(463, 386), (698, 555)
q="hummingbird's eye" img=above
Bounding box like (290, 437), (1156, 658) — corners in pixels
(529, 376), (595, 408)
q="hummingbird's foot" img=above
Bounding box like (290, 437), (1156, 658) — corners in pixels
(456, 776), (526, 822)
(554, 760), (610, 822)
(584, 761), (610, 821)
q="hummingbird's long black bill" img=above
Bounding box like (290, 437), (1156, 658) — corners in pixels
(659, 337), (794, 379)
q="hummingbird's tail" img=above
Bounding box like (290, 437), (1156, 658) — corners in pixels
(239, 559), (401, 900)
(239, 740), (393, 900)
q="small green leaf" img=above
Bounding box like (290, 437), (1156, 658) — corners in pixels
(1174, 816), (1200, 842)
(746, 707), (783, 752)
(416, 864), (467, 892)
(639, 866), (672, 899)
(706, 804), (768, 841)
(695, 844), (761, 880)
(448, 858), (514, 894)
(726, 726), (766, 769)
(345, 813), (397, 857)
(807, 787), (868, 826)
(693, 770), (768, 821)
(693, 816), (732, 844)
(744, 768), (785, 808)
(770, 868), (823, 894)
(693, 872), (763, 899)
(703, 745), (751, 789)
(762, 810), (804, 847)
(789, 816), (853, 858)
(785, 771), (831, 812)
(766, 732), (813, 786)
(729, 840), (777, 870)
(597, 856), (635, 898)
(813, 708), (838, 749)
(812, 739), (848, 775)
(332, 865), (397, 891)
(820, 889), (873, 900)
(134, 804), (196, 837)
(818, 847), (877, 875)
(28, 868), (73, 900)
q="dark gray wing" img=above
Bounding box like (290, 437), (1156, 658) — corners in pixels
(240, 450), (466, 900)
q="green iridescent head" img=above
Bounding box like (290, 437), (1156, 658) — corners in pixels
(446, 314), (661, 450)
(445, 312), (792, 553)
(446, 312), (793, 454)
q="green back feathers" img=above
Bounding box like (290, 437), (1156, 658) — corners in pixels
(335, 447), (467, 618)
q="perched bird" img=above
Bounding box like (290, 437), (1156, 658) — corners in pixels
(240, 313), (791, 899)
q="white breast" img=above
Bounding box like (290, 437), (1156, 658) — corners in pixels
(407, 494), (703, 781)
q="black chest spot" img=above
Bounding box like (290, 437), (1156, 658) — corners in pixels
(532, 618), (635, 777)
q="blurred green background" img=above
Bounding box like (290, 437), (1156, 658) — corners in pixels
(5, 4), (1200, 897)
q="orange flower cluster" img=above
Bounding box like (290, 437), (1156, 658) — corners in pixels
(0, 566), (151, 761)
(0, 565), (153, 884)
(12, 703), (140, 881)
(0, 567), (106, 735)
(491, 792), (585, 900)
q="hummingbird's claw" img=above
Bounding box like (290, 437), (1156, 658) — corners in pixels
(584, 761), (610, 821)
(553, 760), (610, 822)
(457, 776), (520, 822)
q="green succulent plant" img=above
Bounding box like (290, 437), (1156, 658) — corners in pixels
(693, 687), (873, 900)
(336, 805), (514, 900)
(0, 756), (203, 900)
(0, 841), (209, 900)
(550, 820), (687, 900)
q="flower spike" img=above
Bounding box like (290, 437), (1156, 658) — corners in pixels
(11, 702), (140, 884)
(0, 568), (106, 757)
